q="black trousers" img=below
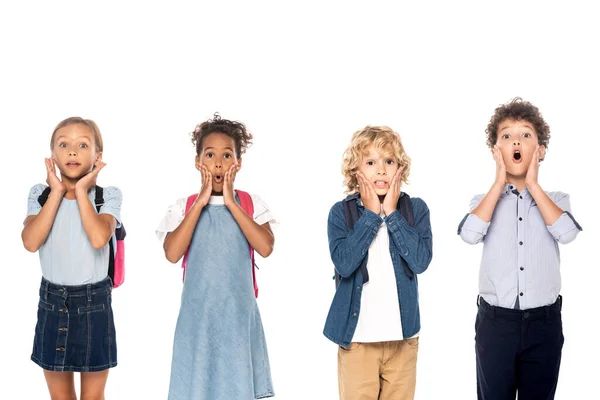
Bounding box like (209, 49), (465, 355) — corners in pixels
(475, 296), (564, 400)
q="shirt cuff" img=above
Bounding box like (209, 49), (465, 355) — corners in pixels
(460, 213), (490, 236)
(547, 212), (582, 240)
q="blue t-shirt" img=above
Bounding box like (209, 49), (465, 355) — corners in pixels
(27, 184), (123, 285)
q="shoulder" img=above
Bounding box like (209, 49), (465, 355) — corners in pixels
(545, 190), (569, 202)
(407, 195), (428, 210)
(28, 183), (49, 198)
(468, 193), (485, 209)
(328, 198), (350, 220)
(99, 186), (122, 199)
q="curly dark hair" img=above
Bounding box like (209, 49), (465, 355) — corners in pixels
(191, 113), (253, 157)
(485, 97), (551, 150)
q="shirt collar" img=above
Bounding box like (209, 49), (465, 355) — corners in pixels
(502, 183), (530, 199)
(344, 191), (407, 207)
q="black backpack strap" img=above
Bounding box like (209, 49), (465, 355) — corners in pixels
(397, 193), (415, 279)
(94, 185), (104, 213)
(37, 187), (52, 207)
(339, 198), (369, 286)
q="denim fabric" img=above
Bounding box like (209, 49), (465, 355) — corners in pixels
(168, 197), (274, 400)
(324, 193), (433, 348)
(31, 277), (117, 372)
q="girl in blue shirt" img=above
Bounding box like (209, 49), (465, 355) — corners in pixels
(22, 117), (122, 400)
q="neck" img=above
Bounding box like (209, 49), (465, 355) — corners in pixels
(506, 174), (526, 193)
(60, 174), (81, 199)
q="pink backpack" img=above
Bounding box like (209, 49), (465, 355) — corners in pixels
(181, 190), (259, 298)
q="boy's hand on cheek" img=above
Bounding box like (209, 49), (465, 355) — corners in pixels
(45, 158), (66, 195)
(223, 162), (240, 208)
(197, 165), (212, 207)
(357, 172), (380, 214)
(525, 145), (541, 189)
(383, 168), (403, 216)
(493, 145), (507, 187)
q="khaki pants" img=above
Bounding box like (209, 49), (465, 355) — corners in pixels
(338, 338), (419, 400)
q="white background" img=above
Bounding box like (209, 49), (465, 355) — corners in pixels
(1, 1), (598, 399)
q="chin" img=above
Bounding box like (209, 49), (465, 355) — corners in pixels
(374, 189), (388, 196)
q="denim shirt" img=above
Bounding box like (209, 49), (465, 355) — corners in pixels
(323, 193), (433, 348)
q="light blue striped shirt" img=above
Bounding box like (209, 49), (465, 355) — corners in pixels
(458, 183), (581, 310)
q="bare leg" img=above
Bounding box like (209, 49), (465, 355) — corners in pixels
(44, 370), (77, 400)
(80, 370), (109, 400)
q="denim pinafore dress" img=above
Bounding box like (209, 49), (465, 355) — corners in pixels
(168, 196), (274, 400)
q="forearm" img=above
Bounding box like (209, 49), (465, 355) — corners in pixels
(163, 201), (204, 263)
(386, 210), (432, 274)
(528, 184), (564, 225)
(228, 203), (274, 257)
(471, 182), (504, 222)
(21, 191), (63, 252)
(77, 189), (114, 249)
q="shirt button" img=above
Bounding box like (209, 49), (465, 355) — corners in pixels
(59, 327), (68, 332)
(519, 217), (522, 221)
(353, 313), (358, 317)
(523, 312), (530, 319)
(520, 266), (524, 271)
(356, 286), (361, 291)
(56, 347), (65, 352)
(510, 185), (514, 189)
(519, 241), (523, 245)
(520, 196), (523, 199)
(60, 308), (67, 313)
(520, 292), (524, 296)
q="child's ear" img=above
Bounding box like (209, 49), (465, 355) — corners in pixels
(195, 155), (202, 171)
(95, 152), (103, 164)
(237, 158), (242, 169)
(539, 145), (546, 161)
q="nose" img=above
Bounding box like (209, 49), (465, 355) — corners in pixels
(513, 140), (521, 146)
(376, 163), (386, 175)
(68, 149), (77, 156)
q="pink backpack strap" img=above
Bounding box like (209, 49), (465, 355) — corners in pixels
(181, 194), (199, 282)
(236, 190), (258, 298)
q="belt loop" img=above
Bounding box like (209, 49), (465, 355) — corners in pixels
(87, 284), (92, 303)
(44, 280), (49, 300)
(558, 295), (563, 312)
(477, 295), (480, 307)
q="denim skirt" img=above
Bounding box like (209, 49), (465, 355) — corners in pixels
(31, 277), (117, 372)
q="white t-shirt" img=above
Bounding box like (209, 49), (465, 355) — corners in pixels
(156, 193), (276, 243)
(352, 209), (419, 343)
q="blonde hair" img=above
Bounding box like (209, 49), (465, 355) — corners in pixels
(342, 126), (411, 194)
(50, 117), (104, 152)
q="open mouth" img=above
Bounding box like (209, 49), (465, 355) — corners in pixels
(374, 180), (389, 189)
(214, 175), (223, 184)
(512, 150), (522, 163)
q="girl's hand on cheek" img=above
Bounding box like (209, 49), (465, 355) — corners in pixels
(197, 165), (212, 207)
(45, 158), (66, 195)
(223, 162), (240, 208)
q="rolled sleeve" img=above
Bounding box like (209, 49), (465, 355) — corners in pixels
(547, 212), (581, 244)
(459, 213), (490, 244)
(546, 191), (582, 244)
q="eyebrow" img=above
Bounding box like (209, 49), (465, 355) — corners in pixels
(55, 136), (91, 141)
(204, 147), (234, 151)
(500, 124), (534, 132)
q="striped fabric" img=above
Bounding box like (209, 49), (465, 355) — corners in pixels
(458, 183), (582, 310)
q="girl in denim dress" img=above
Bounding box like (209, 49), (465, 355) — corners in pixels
(156, 114), (276, 400)
(22, 117), (122, 399)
